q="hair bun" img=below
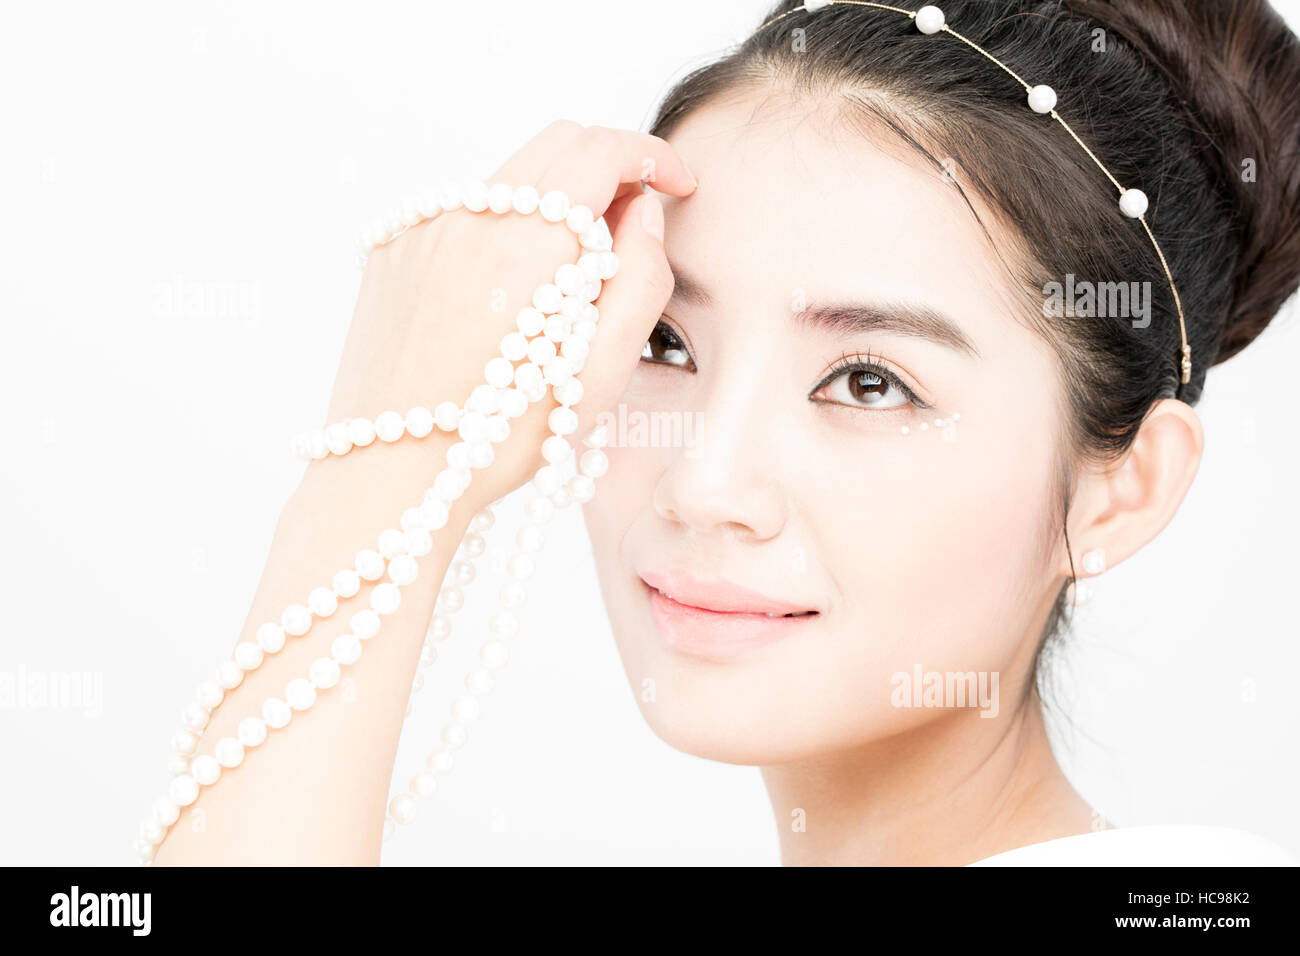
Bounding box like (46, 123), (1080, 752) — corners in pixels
(1069, 0), (1300, 364)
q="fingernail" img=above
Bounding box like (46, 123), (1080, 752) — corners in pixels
(640, 193), (664, 241)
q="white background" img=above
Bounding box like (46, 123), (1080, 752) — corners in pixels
(1, 0), (1297, 865)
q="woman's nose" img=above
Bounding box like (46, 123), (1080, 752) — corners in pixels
(650, 386), (789, 542)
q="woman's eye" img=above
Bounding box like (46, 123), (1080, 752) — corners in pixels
(640, 320), (695, 370)
(814, 366), (910, 410)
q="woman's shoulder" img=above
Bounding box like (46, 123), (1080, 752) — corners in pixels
(968, 824), (1298, 867)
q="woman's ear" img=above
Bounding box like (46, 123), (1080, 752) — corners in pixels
(1059, 398), (1205, 577)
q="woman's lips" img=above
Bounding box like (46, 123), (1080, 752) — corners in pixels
(640, 573), (820, 662)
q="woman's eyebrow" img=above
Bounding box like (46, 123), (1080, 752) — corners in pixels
(668, 261), (980, 357)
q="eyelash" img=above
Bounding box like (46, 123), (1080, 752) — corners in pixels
(811, 351), (931, 411)
(639, 322), (929, 412)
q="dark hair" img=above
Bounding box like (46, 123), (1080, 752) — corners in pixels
(646, 0), (1300, 708)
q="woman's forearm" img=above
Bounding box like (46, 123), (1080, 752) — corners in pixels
(154, 434), (470, 865)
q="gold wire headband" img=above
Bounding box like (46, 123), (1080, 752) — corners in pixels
(757, 1), (1193, 386)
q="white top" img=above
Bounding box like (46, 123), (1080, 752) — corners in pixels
(969, 824), (1298, 866)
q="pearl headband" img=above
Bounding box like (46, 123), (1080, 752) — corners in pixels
(770, 1), (1193, 387)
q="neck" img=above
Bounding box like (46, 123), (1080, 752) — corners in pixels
(762, 684), (1097, 866)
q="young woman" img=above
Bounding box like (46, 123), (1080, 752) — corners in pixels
(150, 0), (1300, 865)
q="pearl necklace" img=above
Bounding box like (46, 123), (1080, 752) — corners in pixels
(134, 182), (616, 862)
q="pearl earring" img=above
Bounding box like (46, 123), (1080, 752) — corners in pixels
(1081, 548), (1107, 576)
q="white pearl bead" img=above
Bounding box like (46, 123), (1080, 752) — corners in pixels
(262, 697), (292, 729)
(514, 361), (545, 393)
(237, 716), (268, 748)
(550, 486), (573, 509)
(565, 203), (595, 234)
(285, 678), (316, 711)
(411, 770), (438, 797)
(196, 680), (224, 710)
(167, 755), (191, 776)
(527, 338), (556, 367)
(486, 414), (510, 443)
(309, 657), (342, 690)
(308, 586), (338, 617)
(511, 184), (539, 215)
(433, 467), (466, 501)
(281, 603), (312, 636)
(523, 495), (555, 525)
(451, 695), (480, 723)
(372, 582), (402, 615)
(378, 527), (408, 560)
(457, 410), (488, 443)
(500, 387), (528, 419)
(553, 378), (584, 407)
(544, 356), (574, 385)
(467, 384), (502, 416)
(419, 644), (438, 669)
(191, 754), (221, 786)
(462, 180), (490, 212)
(352, 608), (382, 640)
(583, 424), (610, 448)
(1081, 548), (1107, 576)
(428, 614), (453, 642)
(437, 586), (464, 614)
(445, 441), (472, 470)
(516, 525), (545, 553)
(404, 528), (433, 558)
(153, 795), (181, 827)
(533, 283), (564, 315)
(1119, 188), (1149, 218)
(487, 183), (514, 214)
(433, 401), (461, 431)
(332, 633), (363, 666)
(489, 609), (520, 639)
(216, 660), (244, 690)
(169, 775), (200, 807)
(547, 408), (579, 439)
(485, 356), (515, 388)
(323, 422), (352, 456)
(541, 435), (572, 464)
(306, 429), (328, 460)
(347, 417), (377, 447)
(389, 793), (417, 824)
(573, 317), (598, 342)
(141, 817), (164, 844)
(579, 218), (612, 252)
(405, 405), (434, 438)
(214, 737), (244, 769)
(442, 725), (468, 749)
(468, 442), (495, 469)
(461, 533), (486, 558)
(1027, 84), (1057, 114)
(420, 498), (450, 531)
(172, 730), (198, 755)
(254, 626), (285, 660)
(516, 306), (545, 336)
(915, 4), (945, 33)
(464, 668), (494, 696)
(579, 448), (609, 478)
(437, 182), (462, 211)
(375, 410), (405, 442)
(507, 553), (535, 582)
(388, 553), (419, 586)
(597, 251), (620, 280)
(532, 464), (563, 495)
(416, 191), (441, 219)
(544, 315), (572, 344)
(500, 331), (529, 361)
(400, 200), (421, 226)
(332, 568), (362, 598)
(568, 474), (596, 503)
(539, 189), (570, 222)
(481, 640), (510, 670)
(355, 549), (386, 581)
(234, 641), (264, 671)
(554, 262), (583, 296)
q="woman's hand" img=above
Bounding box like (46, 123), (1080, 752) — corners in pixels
(317, 120), (697, 513)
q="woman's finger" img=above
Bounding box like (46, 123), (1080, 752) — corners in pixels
(535, 126), (695, 219)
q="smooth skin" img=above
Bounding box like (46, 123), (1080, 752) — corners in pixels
(153, 122), (696, 865)
(581, 82), (1203, 865)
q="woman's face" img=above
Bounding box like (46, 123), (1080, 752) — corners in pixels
(583, 86), (1068, 764)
